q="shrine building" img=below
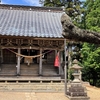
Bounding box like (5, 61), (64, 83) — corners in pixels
(0, 4), (65, 80)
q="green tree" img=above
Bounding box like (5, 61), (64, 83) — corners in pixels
(81, 43), (100, 86)
(81, 0), (100, 86)
(85, 0), (100, 32)
(43, 0), (65, 7)
(43, 0), (84, 27)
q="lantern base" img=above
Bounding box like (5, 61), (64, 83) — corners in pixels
(67, 96), (90, 100)
(66, 83), (90, 100)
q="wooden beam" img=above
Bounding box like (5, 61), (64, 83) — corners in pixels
(0, 38), (64, 49)
(1, 46), (62, 50)
(39, 48), (42, 75)
(17, 48), (21, 75)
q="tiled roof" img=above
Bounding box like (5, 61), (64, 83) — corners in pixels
(0, 4), (64, 38)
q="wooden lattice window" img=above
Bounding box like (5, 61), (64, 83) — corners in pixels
(3, 49), (16, 64)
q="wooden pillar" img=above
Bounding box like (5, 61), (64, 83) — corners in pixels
(0, 47), (2, 69)
(60, 51), (63, 75)
(17, 48), (21, 75)
(67, 43), (72, 80)
(1, 48), (3, 63)
(55, 50), (57, 57)
(39, 48), (42, 75)
(58, 51), (61, 75)
(55, 50), (59, 74)
(0, 48), (3, 63)
(60, 51), (63, 64)
(68, 43), (72, 67)
(64, 39), (67, 94)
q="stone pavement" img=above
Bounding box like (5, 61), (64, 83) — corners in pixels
(0, 86), (100, 100)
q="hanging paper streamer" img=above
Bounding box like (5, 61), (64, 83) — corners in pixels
(54, 52), (60, 67)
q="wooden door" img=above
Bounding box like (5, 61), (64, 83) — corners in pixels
(47, 51), (55, 64)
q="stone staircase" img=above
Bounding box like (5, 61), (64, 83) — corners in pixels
(0, 78), (65, 92)
(0, 64), (63, 76)
(0, 64), (64, 92)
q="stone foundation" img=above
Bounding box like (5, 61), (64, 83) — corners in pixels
(66, 83), (90, 100)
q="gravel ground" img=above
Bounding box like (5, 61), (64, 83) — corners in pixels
(0, 86), (100, 100)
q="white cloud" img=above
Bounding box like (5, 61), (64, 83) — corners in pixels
(1, 0), (9, 4)
(1, 1), (6, 4)
(23, 0), (41, 6)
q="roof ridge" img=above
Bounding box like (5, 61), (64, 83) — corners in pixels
(0, 4), (63, 12)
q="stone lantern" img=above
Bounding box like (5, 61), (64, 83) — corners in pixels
(66, 59), (90, 100)
(71, 59), (82, 83)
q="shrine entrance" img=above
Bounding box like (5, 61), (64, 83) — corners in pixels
(21, 49), (38, 64)
(2, 49), (38, 64)
(0, 48), (63, 77)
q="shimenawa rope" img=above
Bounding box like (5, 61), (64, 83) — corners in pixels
(7, 49), (52, 59)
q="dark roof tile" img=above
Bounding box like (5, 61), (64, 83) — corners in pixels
(0, 4), (64, 38)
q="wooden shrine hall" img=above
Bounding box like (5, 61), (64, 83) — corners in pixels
(0, 4), (65, 79)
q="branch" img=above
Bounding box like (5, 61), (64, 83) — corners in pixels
(61, 14), (100, 44)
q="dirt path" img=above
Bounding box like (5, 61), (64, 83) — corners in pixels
(86, 86), (100, 100)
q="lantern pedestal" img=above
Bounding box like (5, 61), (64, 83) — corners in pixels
(66, 83), (90, 100)
(72, 73), (80, 83)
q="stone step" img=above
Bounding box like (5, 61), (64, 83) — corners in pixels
(0, 64), (60, 76)
(0, 82), (64, 92)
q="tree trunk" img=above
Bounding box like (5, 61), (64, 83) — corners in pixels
(61, 14), (100, 44)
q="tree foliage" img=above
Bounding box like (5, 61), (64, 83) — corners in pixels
(81, 43), (100, 86)
(43, 0), (84, 27)
(81, 43), (100, 70)
(85, 0), (100, 32)
(81, 0), (100, 86)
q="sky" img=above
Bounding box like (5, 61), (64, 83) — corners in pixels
(1, 0), (42, 6)
(1, 0), (85, 6)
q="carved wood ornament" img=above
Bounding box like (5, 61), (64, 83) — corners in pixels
(0, 38), (64, 49)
